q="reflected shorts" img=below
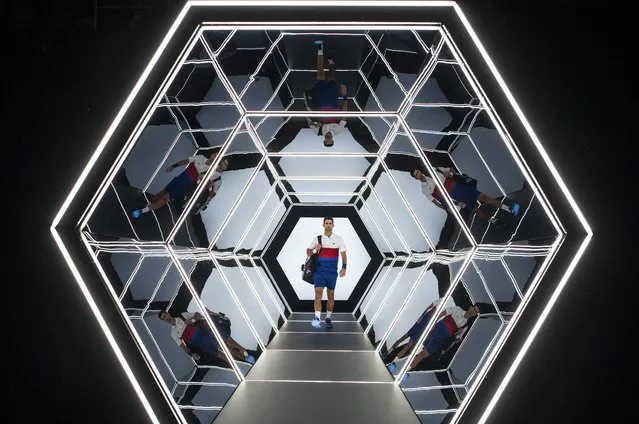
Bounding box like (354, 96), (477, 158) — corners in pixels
(315, 79), (339, 109)
(165, 171), (196, 202)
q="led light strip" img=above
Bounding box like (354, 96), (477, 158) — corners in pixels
(462, 322), (506, 388)
(364, 33), (409, 97)
(403, 384), (466, 392)
(200, 23), (447, 30)
(254, 257), (294, 316)
(237, 32), (285, 99)
(397, 35), (445, 117)
(157, 100), (237, 107)
(206, 156), (269, 250)
(357, 194), (398, 256)
(377, 119), (402, 160)
(358, 259), (396, 320)
(232, 256), (279, 331)
(249, 257), (288, 317)
(415, 409), (457, 415)
(259, 69), (291, 111)
(268, 152), (378, 157)
(362, 181), (412, 254)
(500, 257), (525, 300)
(356, 69), (388, 113)
(142, 130), (186, 193)
(233, 183), (278, 252)
(263, 31), (295, 101)
(255, 197), (291, 256)
(364, 259), (412, 327)
(471, 261), (506, 324)
(378, 160), (437, 251)
(350, 247), (386, 314)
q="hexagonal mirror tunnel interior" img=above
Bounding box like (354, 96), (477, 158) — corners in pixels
(54, 8), (589, 424)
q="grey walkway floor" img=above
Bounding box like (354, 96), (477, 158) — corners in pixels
(213, 312), (420, 424)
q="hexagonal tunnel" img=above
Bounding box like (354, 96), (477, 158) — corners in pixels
(53, 4), (591, 424)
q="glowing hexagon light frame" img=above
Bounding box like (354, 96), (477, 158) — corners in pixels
(51, 2), (592, 424)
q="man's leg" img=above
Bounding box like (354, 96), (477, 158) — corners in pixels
(477, 193), (521, 217)
(409, 349), (430, 371)
(325, 289), (335, 328)
(312, 285), (324, 328)
(315, 40), (325, 80)
(328, 58), (336, 81)
(133, 191), (170, 218)
(227, 339), (255, 363)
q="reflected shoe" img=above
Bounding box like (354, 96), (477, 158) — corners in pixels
(511, 202), (521, 217)
(387, 362), (397, 373)
(131, 209), (142, 219)
(311, 317), (321, 328)
(247, 355), (255, 365)
(325, 317), (333, 329)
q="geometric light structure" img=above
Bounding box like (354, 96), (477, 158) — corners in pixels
(50, 2), (592, 424)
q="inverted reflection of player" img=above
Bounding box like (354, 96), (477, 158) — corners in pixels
(306, 217), (347, 329)
(411, 168), (521, 224)
(158, 310), (255, 365)
(131, 154), (229, 219)
(309, 40), (349, 147)
(382, 299), (441, 366)
(387, 303), (480, 376)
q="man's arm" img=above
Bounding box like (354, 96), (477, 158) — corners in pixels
(166, 158), (190, 172)
(340, 251), (347, 266)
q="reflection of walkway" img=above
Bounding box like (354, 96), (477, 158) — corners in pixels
(214, 312), (420, 424)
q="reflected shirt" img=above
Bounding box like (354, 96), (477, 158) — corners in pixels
(309, 120), (348, 137)
(170, 312), (196, 345)
(440, 306), (467, 330)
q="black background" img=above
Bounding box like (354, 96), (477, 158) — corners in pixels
(7, 1), (634, 423)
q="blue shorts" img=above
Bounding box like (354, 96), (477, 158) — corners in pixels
(449, 181), (481, 209)
(314, 262), (338, 291)
(187, 327), (224, 356)
(423, 321), (454, 353)
(315, 79), (339, 109)
(406, 316), (430, 342)
(165, 170), (196, 202)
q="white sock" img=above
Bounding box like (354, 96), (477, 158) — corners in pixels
(500, 204), (511, 212)
(315, 311), (321, 319)
(326, 311), (332, 319)
(243, 351), (248, 358)
(141, 206), (150, 213)
(317, 49), (323, 56)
